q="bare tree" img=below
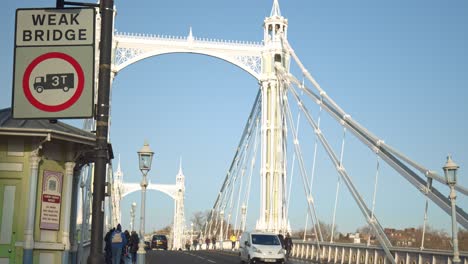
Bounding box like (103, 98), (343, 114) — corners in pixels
(294, 220), (338, 241)
(155, 225), (172, 236)
(459, 228), (468, 251)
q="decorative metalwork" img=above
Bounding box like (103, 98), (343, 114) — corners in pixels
(113, 32), (262, 79)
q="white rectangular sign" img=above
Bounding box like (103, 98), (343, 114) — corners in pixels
(16, 8), (95, 46)
(12, 8), (95, 119)
(40, 170), (63, 231)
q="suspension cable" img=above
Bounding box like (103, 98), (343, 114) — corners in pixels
(205, 90), (261, 236)
(331, 126), (346, 243)
(228, 116), (258, 238)
(280, 77), (324, 244)
(368, 155), (380, 245)
(277, 65), (396, 263)
(278, 64), (468, 230)
(420, 177), (432, 249)
(303, 94), (323, 241)
(281, 35), (468, 200)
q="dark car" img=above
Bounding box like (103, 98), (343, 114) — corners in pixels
(151, 235), (168, 250)
(144, 241), (150, 251)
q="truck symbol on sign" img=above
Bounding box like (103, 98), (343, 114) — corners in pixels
(33, 73), (74, 93)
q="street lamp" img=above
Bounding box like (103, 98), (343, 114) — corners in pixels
(137, 142), (154, 264)
(241, 204), (247, 232)
(443, 155), (461, 263)
(130, 202), (137, 232)
(219, 211), (224, 249)
(191, 222), (194, 250)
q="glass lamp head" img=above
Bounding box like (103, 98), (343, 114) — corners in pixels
(138, 142), (154, 176)
(443, 155), (459, 185)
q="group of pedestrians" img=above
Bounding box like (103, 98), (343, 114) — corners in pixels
(278, 233), (293, 259)
(104, 224), (140, 264)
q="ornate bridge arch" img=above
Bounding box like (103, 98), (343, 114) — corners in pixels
(121, 183), (179, 200)
(113, 29), (262, 80)
(109, 0), (292, 235)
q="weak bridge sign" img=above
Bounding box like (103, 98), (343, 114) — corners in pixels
(12, 8), (96, 119)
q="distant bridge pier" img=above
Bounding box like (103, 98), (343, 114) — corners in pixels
(112, 159), (186, 250)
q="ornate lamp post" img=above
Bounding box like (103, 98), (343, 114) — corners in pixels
(219, 211), (224, 249)
(137, 142), (154, 264)
(443, 155), (461, 263)
(130, 202), (137, 232)
(190, 222), (194, 250)
(241, 204), (247, 232)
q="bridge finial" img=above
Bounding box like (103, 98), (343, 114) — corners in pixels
(188, 26), (194, 41)
(270, 0), (282, 17)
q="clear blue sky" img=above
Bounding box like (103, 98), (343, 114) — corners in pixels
(1, 0), (467, 235)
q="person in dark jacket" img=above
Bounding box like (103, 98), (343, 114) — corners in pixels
(205, 237), (210, 250)
(284, 233), (293, 259)
(121, 230), (131, 264)
(129, 231), (139, 264)
(278, 234), (285, 249)
(211, 237), (217, 250)
(104, 228), (115, 264)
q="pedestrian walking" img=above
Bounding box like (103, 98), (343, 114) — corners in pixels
(111, 224), (128, 264)
(278, 234), (285, 249)
(205, 237), (210, 250)
(284, 233), (293, 260)
(129, 231), (139, 264)
(230, 233), (237, 250)
(211, 237), (217, 250)
(192, 238), (198, 250)
(122, 230), (131, 264)
(104, 228), (115, 264)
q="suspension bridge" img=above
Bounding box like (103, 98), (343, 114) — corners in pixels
(70, 1), (468, 263)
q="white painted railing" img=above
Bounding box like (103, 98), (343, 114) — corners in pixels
(291, 240), (468, 264)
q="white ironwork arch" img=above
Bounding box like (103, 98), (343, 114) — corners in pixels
(112, 32), (262, 80)
(120, 183), (180, 200)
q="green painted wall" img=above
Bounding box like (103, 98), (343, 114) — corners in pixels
(0, 135), (86, 263)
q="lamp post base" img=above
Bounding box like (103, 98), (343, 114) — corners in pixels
(137, 242), (146, 264)
(86, 254), (105, 264)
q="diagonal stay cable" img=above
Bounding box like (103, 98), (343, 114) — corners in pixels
(206, 90), (261, 222)
(282, 65), (468, 230)
(281, 35), (468, 197)
(276, 65), (396, 264)
(279, 73), (324, 243)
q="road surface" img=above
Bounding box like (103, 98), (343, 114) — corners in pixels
(145, 249), (314, 264)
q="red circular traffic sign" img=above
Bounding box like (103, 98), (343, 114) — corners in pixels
(22, 52), (85, 112)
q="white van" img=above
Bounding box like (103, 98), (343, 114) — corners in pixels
(239, 231), (285, 263)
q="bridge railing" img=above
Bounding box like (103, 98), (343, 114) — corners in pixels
(114, 32), (263, 48)
(291, 240), (468, 264)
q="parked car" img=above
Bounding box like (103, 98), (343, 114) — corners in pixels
(144, 241), (150, 251)
(239, 231), (285, 264)
(151, 234), (168, 250)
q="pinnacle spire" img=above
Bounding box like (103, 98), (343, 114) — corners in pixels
(115, 154), (123, 180)
(270, 0), (282, 17)
(117, 154), (121, 172)
(178, 156), (183, 174)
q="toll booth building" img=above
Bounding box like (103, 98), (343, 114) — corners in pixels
(0, 107), (95, 264)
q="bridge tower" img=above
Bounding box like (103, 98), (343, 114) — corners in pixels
(257, 0), (290, 234)
(172, 160), (185, 250)
(112, 157), (124, 227)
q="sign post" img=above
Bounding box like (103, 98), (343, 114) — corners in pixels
(12, 8), (95, 119)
